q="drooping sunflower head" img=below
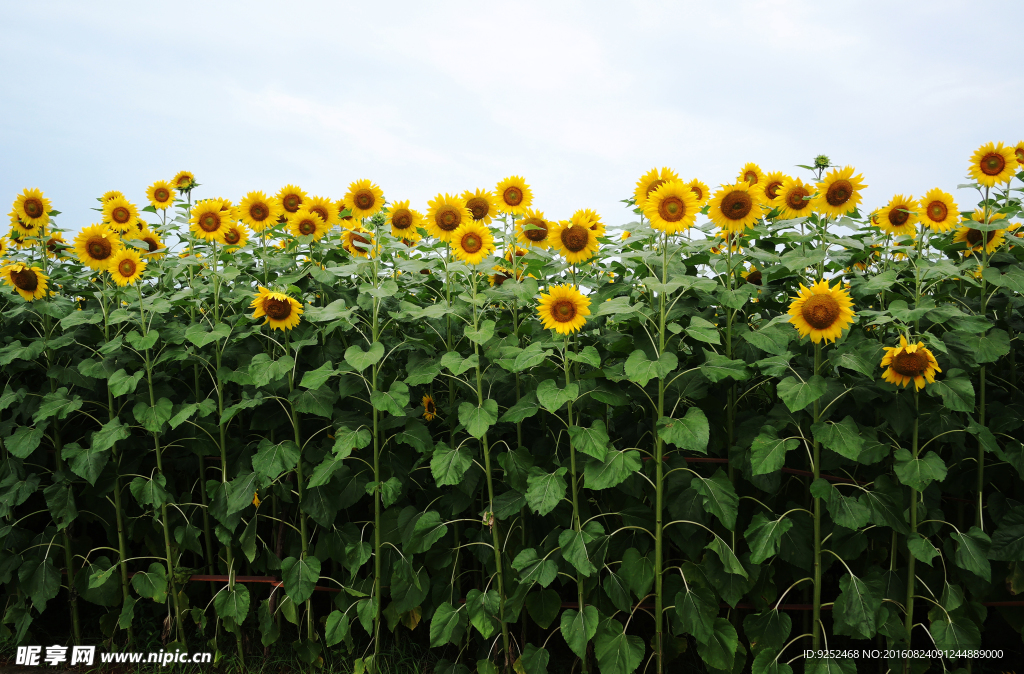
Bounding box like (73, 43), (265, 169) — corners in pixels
(968, 142), (1018, 186)
(875, 195), (920, 236)
(189, 199), (231, 242)
(494, 176), (533, 215)
(741, 265), (763, 286)
(489, 266), (514, 287)
(516, 208), (552, 249)
(286, 208), (330, 242)
(451, 221), (496, 266)
(146, 181), (175, 210)
(462, 188), (498, 224)
(343, 179), (384, 220)
(250, 286), (304, 331)
(172, 171), (196, 192)
(276, 185), (308, 214)
(342, 225), (376, 259)
(537, 284), (591, 335)
(811, 166), (867, 219)
(773, 176), (815, 220)
(306, 196), (339, 228)
(708, 182), (763, 234)
(880, 335), (941, 390)
(425, 193), (472, 242)
(686, 179), (711, 207)
(551, 219), (599, 264)
(918, 188), (958, 232)
(136, 227), (166, 259)
(643, 180), (699, 235)
(238, 191), (284, 233)
(74, 224), (123, 271)
(102, 196), (140, 234)
(1, 263), (49, 302)
(101, 190), (125, 202)
(737, 163), (765, 186)
(422, 395), (438, 421)
(953, 210), (1007, 256)
(633, 167), (680, 209)
(222, 223), (251, 250)
(12, 188), (51, 229)
(44, 231), (68, 259)
(107, 248), (147, 287)
(760, 171), (789, 205)
(387, 200), (424, 239)
(787, 279), (856, 344)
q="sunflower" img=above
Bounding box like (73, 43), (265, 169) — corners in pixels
(0, 236), (8, 258)
(422, 395), (439, 421)
(708, 182), (763, 233)
(190, 199), (231, 242)
(633, 167), (680, 209)
(516, 208), (553, 249)
(686, 179), (711, 207)
(387, 200), (424, 240)
(880, 335), (941, 390)
(287, 208), (330, 241)
(9, 210), (45, 240)
(918, 188), (958, 232)
(710, 230), (741, 255)
(136, 227), (167, 259)
(343, 179), (384, 220)
(968, 142), (1018, 186)
(572, 208), (605, 235)
(107, 248), (147, 286)
(306, 196), (340, 228)
(425, 193), (472, 242)
(787, 280), (856, 344)
(342, 225), (376, 258)
(172, 171), (196, 191)
(74, 224), (122, 270)
(953, 210), (1007, 256)
(773, 177), (816, 220)
(146, 181), (175, 210)
(462, 188), (498, 224)
(451, 221), (496, 265)
(250, 286), (304, 331)
(222, 223), (251, 250)
(643, 180), (700, 234)
(101, 190), (125, 202)
(489, 267), (514, 287)
(811, 166), (867, 219)
(1, 263), (49, 301)
(494, 176), (533, 216)
(537, 284), (591, 335)
(760, 171), (789, 204)
(102, 196), (140, 234)
(737, 163), (765, 186)
(12, 188), (51, 230)
(741, 265), (763, 285)
(272, 185), (306, 215)
(621, 231), (631, 240)
(551, 219), (599, 264)
(44, 231), (68, 259)
(875, 195), (920, 236)
(238, 191), (283, 233)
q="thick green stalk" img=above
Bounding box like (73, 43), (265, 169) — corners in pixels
(654, 234), (669, 674)
(286, 348), (313, 640)
(903, 391), (920, 671)
(811, 342), (823, 651)
(976, 186), (991, 529)
(564, 334), (589, 674)
(371, 239), (383, 672)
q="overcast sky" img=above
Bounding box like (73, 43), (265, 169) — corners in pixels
(2, 0), (1022, 236)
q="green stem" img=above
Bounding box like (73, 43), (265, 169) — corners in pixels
(654, 235), (669, 674)
(564, 333), (589, 674)
(811, 341), (823, 651)
(286, 332), (312, 642)
(977, 186), (991, 530)
(903, 391), (920, 671)
(371, 233), (383, 673)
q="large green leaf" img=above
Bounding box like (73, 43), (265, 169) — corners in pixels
(744, 512), (793, 564)
(43, 481), (77, 530)
(344, 342), (385, 370)
(535, 379), (579, 413)
(371, 380), (409, 416)
(700, 350), (749, 383)
(214, 583), (250, 624)
(621, 548), (655, 599)
(524, 590), (560, 629)
(695, 618), (738, 671)
(7, 426), (45, 459)
(32, 388), (83, 424)
(130, 562), (167, 603)
(429, 602), (466, 647)
(61, 442), (108, 486)
(990, 505), (1024, 561)
(568, 419), (611, 460)
(500, 391), (541, 423)
(832, 573), (881, 640)
(512, 549), (558, 588)
(558, 528), (596, 577)
(19, 557), (61, 612)
(431, 443), (473, 487)
(519, 644), (550, 674)
(281, 555), (321, 605)
(583, 449), (640, 490)
(559, 605), (598, 659)
(594, 619), (644, 674)
(657, 407), (709, 453)
(776, 375), (827, 412)
(692, 469), (738, 530)
(252, 439), (300, 479)
(406, 511), (448, 554)
(951, 526), (991, 581)
(300, 361), (335, 389)
(744, 610), (792, 655)
(465, 588), (500, 638)
(750, 427), (799, 475)
(458, 399), (499, 438)
(526, 467), (567, 516)
(624, 350), (677, 387)
(810, 479), (871, 530)
(930, 610), (981, 652)
(810, 416), (865, 460)
(893, 449), (947, 491)
(133, 397), (173, 433)
(675, 586), (717, 643)
(926, 377), (975, 412)
(325, 610), (350, 647)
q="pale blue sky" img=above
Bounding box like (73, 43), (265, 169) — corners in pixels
(2, 0), (1021, 235)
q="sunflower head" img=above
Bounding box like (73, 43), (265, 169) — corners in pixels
(516, 208), (552, 249)
(573, 208), (604, 234)
(222, 223), (251, 250)
(74, 224), (123, 271)
(737, 163), (765, 186)
(44, 231), (68, 259)
(287, 208), (330, 242)
(633, 167), (680, 209)
(250, 286), (304, 331)
(0, 236), (8, 258)
(811, 166), (867, 219)
(387, 200), (424, 239)
(880, 335), (941, 390)
(9, 209), (45, 240)
(489, 267), (514, 287)
(239, 192), (284, 232)
(190, 199), (232, 242)
(537, 284), (591, 335)
(1, 263), (49, 301)
(342, 226), (376, 259)
(422, 395), (439, 421)
(275, 185), (308, 215)
(551, 219), (599, 264)
(451, 221), (496, 266)
(686, 179), (711, 207)
(343, 179), (384, 219)
(875, 195), (920, 235)
(741, 265), (762, 285)
(108, 248), (147, 286)
(13, 188), (52, 229)
(102, 196), (140, 234)
(918, 188), (958, 232)
(643, 180), (699, 234)
(425, 193), (472, 242)
(146, 181), (175, 210)
(101, 190), (125, 202)
(773, 177), (815, 220)
(172, 171), (196, 191)
(708, 182), (763, 233)
(136, 227), (166, 259)
(968, 142), (1018, 186)
(760, 171), (789, 204)
(953, 211), (1007, 256)
(709, 230), (741, 255)
(494, 176), (533, 215)
(462, 189), (498, 224)
(787, 280), (856, 344)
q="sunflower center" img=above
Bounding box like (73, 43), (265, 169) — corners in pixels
(11, 268), (38, 292)
(112, 206), (131, 224)
(437, 206), (461, 231)
(800, 294), (840, 330)
(492, 272), (510, 287)
(551, 298), (577, 322)
(721, 191), (753, 220)
(392, 210), (413, 230)
(926, 201), (947, 222)
(351, 233), (371, 247)
(224, 229), (241, 244)
(250, 204), (268, 221)
(765, 181), (783, 199)
(892, 350), (928, 377)
(283, 195), (301, 213)
(466, 198), (490, 220)
(461, 233), (483, 254)
(118, 259), (137, 277)
(746, 270), (762, 285)
(645, 179), (666, 197)
(1016, 148), (1024, 164)
(19, 219), (35, 231)
(176, 175), (192, 186)
(200, 212), (221, 232)
(964, 228), (996, 246)
(154, 188), (170, 203)
(503, 187), (523, 207)
(310, 206), (330, 223)
(658, 196), (686, 222)
(690, 185), (704, 201)
(298, 219), (317, 236)
(743, 171), (759, 185)
(354, 189), (375, 210)
(425, 399), (436, 414)
(264, 298), (292, 320)
(888, 206), (910, 227)
(561, 225), (589, 252)
(46, 238), (60, 254)
(826, 180), (853, 207)
(143, 237), (159, 252)
(523, 219), (548, 241)
(23, 198), (44, 218)
(981, 153), (1005, 176)
(87, 237), (113, 260)
(786, 187), (810, 210)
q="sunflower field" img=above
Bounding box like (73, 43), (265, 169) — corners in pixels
(1, 144), (1024, 674)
